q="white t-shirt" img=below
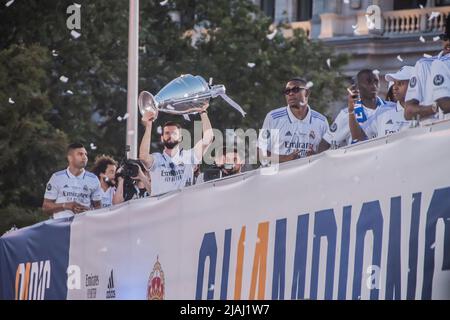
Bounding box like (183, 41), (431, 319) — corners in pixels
(362, 101), (411, 138)
(406, 56), (438, 106)
(323, 97), (393, 148)
(258, 106), (329, 157)
(431, 54), (450, 102)
(149, 148), (200, 196)
(44, 168), (102, 219)
(99, 186), (115, 208)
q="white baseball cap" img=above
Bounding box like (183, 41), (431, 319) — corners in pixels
(385, 66), (414, 82)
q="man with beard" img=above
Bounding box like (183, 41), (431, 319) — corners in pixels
(139, 107), (214, 196)
(258, 77), (329, 164)
(91, 155), (121, 208)
(42, 143), (102, 219)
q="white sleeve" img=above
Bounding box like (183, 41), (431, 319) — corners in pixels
(431, 59), (450, 101)
(44, 174), (59, 200)
(91, 177), (102, 202)
(258, 114), (272, 153)
(322, 109), (350, 146)
(405, 60), (424, 103)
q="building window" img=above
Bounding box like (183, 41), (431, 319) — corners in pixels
(260, 0), (275, 20)
(436, 0), (450, 6)
(296, 0), (312, 21)
(393, 0), (428, 10)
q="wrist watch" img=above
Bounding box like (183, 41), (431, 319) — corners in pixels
(431, 102), (438, 113)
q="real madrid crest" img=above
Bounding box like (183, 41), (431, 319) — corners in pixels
(147, 256), (165, 300)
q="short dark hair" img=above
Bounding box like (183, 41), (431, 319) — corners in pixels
(356, 69), (376, 84)
(162, 121), (182, 131)
(91, 155), (117, 178)
(67, 142), (85, 153)
(287, 77), (307, 86)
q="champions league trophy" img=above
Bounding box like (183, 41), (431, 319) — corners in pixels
(138, 74), (246, 119)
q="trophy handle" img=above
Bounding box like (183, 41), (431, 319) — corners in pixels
(138, 91), (159, 119)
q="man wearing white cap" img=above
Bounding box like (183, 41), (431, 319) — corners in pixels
(350, 66), (414, 141)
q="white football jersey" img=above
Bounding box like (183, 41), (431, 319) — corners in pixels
(362, 102), (411, 138)
(44, 168), (102, 219)
(406, 56), (438, 106)
(431, 54), (450, 102)
(323, 97), (393, 148)
(149, 148), (200, 196)
(258, 105), (329, 158)
(99, 186), (115, 208)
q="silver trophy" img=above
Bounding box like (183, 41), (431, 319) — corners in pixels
(138, 74), (246, 120)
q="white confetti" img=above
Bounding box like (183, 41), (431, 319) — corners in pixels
(66, 90), (73, 95)
(183, 114), (190, 121)
(5, 0), (14, 7)
(59, 75), (69, 83)
(122, 113), (129, 120)
(352, 24), (358, 30)
(343, 0), (349, 3)
(353, 29), (361, 35)
(326, 58), (331, 68)
(127, 130), (135, 135)
(428, 12), (440, 21)
(52, 49), (58, 57)
(90, 143), (97, 150)
(74, 3), (81, 8)
(208, 284), (215, 291)
(372, 69), (380, 75)
(166, 104), (175, 110)
(99, 247), (108, 252)
(423, 53), (432, 58)
(433, 36), (441, 42)
(419, 4), (424, 9)
(156, 126), (162, 134)
(70, 30), (81, 39)
(247, 62), (256, 68)
(419, 36), (425, 43)
(306, 81), (314, 89)
(8, 97), (14, 104)
(117, 116), (123, 121)
(397, 55), (404, 62)
(266, 29), (277, 40)
(159, 0), (168, 5)
(430, 242), (435, 249)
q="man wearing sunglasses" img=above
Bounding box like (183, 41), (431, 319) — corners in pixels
(258, 77), (329, 164)
(430, 27), (450, 116)
(404, 16), (450, 120)
(139, 104), (214, 196)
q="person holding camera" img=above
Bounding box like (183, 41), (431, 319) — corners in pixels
(139, 103), (214, 196)
(42, 143), (102, 219)
(114, 159), (152, 203)
(199, 147), (244, 183)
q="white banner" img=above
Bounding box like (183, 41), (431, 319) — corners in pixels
(66, 120), (450, 300)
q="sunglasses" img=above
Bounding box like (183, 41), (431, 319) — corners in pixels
(439, 33), (449, 41)
(282, 86), (307, 95)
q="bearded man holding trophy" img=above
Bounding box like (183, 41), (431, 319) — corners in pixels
(138, 74), (246, 196)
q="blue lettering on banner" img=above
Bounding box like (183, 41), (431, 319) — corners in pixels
(196, 187), (450, 300)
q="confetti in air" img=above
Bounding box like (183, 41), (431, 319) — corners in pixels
(5, 0), (14, 7)
(419, 36), (426, 43)
(59, 75), (69, 83)
(247, 62), (256, 68)
(66, 90), (73, 95)
(122, 113), (129, 120)
(372, 69), (380, 75)
(266, 29), (277, 40)
(419, 4), (424, 9)
(8, 98), (14, 104)
(343, 0), (350, 3)
(90, 143), (97, 150)
(397, 55), (404, 62)
(423, 53), (432, 58)
(117, 116), (123, 121)
(70, 30), (81, 39)
(52, 50), (58, 57)
(326, 58), (331, 68)
(74, 3), (81, 8)
(428, 12), (440, 21)
(306, 81), (314, 89)
(352, 24), (358, 29)
(159, 0), (168, 5)
(433, 36), (440, 41)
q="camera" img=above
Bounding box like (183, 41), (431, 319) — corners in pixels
(116, 158), (146, 201)
(203, 164), (236, 182)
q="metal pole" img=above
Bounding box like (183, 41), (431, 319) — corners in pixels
(126, 0), (139, 159)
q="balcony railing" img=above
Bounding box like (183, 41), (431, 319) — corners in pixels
(285, 21), (312, 38)
(383, 6), (450, 35)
